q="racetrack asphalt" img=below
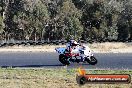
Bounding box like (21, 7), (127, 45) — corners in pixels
(0, 52), (131, 70)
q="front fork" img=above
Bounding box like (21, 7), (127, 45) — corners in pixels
(83, 53), (94, 61)
(87, 53), (94, 61)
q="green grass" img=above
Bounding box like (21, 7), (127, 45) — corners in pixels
(0, 68), (131, 88)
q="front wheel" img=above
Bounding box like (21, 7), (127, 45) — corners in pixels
(59, 54), (70, 65)
(87, 56), (97, 65)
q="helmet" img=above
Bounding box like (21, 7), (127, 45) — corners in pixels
(70, 40), (78, 46)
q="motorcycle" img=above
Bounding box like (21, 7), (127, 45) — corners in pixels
(55, 45), (97, 65)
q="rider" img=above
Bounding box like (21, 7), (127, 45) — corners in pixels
(66, 39), (89, 62)
(66, 39), (79, 54)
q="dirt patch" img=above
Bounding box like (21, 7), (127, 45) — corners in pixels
(0, 42), (132, 53)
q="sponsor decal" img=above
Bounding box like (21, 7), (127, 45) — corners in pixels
(76, 67), (131, 85)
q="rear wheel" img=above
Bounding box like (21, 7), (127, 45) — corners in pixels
(59, 54), (70, 65)
(87, 56), (97, 65)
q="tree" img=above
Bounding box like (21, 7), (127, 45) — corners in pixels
(58, 0), (83, 40)
(16, 0), (49, 40)
(117, 1), (132, 41)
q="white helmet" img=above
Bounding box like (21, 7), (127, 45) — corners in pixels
(70, 40), (78, 46)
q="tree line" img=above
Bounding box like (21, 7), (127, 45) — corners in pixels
(0, 0), (132, 42)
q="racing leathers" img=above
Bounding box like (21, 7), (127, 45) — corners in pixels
(66, 40), (79, 55)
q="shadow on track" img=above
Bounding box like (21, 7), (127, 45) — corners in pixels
(0, 63), (91, 68)
(1, 64), (65, 68)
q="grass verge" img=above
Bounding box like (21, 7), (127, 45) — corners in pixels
(0, 68), (131, 88)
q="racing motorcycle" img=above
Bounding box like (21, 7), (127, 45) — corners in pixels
(55, 45), (97, 65)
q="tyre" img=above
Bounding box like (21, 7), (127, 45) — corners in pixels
(59, 54), (70, 65)
(87, 56), (97, 65)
